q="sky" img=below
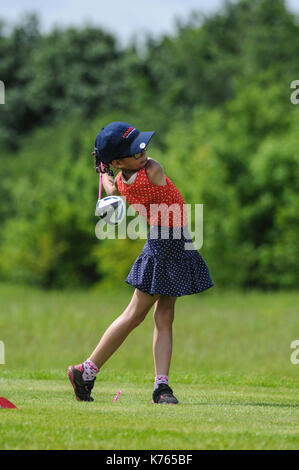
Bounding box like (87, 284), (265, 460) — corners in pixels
(1, 0), (299, 45)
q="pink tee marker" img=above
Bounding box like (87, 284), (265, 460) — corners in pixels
(0, 397), (17, 409)
(114, 390), (122, 403)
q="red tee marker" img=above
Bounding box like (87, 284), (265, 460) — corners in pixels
(0, 397), (17, 409)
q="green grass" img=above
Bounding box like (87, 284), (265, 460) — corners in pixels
(0, 283), (298, 449)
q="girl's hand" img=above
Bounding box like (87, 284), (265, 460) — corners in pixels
(92, 151), (113, 175)
(100, 163), (112, 174)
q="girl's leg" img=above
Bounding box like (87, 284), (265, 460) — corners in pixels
(153, 295), (177, 376)
(89, 289), (160, 369)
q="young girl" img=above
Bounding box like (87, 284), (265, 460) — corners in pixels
(68, 121), (214, 404)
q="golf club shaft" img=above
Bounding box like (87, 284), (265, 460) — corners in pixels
(98, 162), (104, 200)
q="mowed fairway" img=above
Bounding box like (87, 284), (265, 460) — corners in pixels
(0, 283), (298, 449)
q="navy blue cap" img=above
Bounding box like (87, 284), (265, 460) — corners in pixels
(94, 121), (155, 164)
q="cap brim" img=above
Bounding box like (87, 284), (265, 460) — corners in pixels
(127, 131), (155, 156)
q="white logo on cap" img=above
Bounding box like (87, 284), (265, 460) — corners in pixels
(140, 142), (146, 149)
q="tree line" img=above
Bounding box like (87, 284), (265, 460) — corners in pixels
(0, 0), (298, 290)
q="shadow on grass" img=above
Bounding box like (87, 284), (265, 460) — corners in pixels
(183, 402), (299, 408)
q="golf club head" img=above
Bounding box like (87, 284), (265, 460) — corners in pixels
(95, 196), (126, 225)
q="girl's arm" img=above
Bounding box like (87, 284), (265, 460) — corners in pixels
(145, 158), (166, 186)
(92, 151), (121, 196)
(102, 173), (121, 196)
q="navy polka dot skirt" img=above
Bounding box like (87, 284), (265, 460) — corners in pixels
(126, 225), (214, 297)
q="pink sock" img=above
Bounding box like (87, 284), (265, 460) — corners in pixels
(154, 375), (168, 390)
(82, 359), (99, 381)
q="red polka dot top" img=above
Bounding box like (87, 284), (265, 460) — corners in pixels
(116, 167), (188, 227)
